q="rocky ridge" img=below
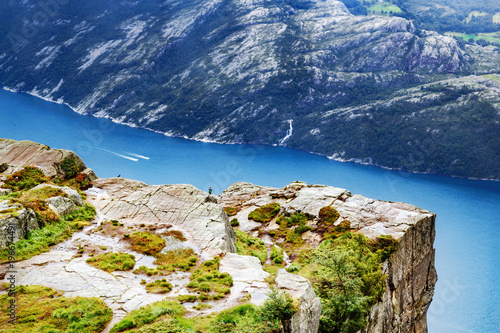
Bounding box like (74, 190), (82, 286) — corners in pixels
(220, 181), (437, 332)
(0, 140), (436, 332)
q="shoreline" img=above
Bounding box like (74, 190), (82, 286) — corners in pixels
(2, 86), (498, 183)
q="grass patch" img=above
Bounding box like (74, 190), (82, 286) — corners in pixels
(183, 257), (233, 303)
(248, 203), (280, 222)
(235, 229), (267, 264)
(145, 279), (173, 294)
(224, 207), (238, 216)
(0, 285), (111, 332)
(445, 32), (500, 44)
(368, 2), (402, 14)
(270, 213), (312, 250)
(230, 218), (239, 227)
(133, 249), (198, 275)
(25, 186), (65, 201)
(0, 204), (96, 263)
(2, 167), (48, 191)
(127, 231), (166, 256)
(110, 300), (185, 332)
(86, 252), (136, 272)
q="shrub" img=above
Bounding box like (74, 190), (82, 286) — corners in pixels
(248, 203), (280, 222)
(261, 288), (297, 332)
(2, 166), (47, 191)
(60, 157), (81, 179)
(368, 235), (398, 262)
(318, 206), (340, 225)
(286, 262), (302, 273)
(230, 218), (239, 227)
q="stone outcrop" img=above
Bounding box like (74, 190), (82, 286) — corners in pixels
(220, 181), (437, 332)
(86, 177), (237, 257)
(0, 201), (38, 247)
(275, 271), (322, 333)
(0, 139), (96, 180)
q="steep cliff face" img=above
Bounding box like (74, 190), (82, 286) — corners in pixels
(220, 181), (437, 332)
(1, 0), (499, 179)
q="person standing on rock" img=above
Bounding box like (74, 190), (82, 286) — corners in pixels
(209, 187), (212, 194)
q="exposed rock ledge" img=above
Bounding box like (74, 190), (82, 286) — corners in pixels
(220, 181), (437, 332)
(0, 140), (436, 332)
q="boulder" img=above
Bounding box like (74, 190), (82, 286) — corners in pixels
(275, 271), (322, 333)
(46, 196), (78, 216)
(0, 201), (38, 247)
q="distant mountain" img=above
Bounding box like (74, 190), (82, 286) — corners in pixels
(1, 0), (499, 179)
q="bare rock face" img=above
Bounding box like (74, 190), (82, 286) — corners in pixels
(87, 178), (237, 257)
(0, 201), (38, 247)
(220, 181), (437, 333)
(0, 139), (97, 180)
(275, 271), (322, 333)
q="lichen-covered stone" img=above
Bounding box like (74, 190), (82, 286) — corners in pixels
(0, 201), (38, 247)
(275, 271), (322, 333)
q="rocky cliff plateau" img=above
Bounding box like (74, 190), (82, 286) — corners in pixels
(0, 0), (499, 179)
(0, 139), (436, 332)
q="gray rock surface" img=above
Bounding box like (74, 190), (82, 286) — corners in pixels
(0, 201), (38, 247)
(275, 271), (322, 333)
(46, 196), (78, 216)
(87, 178), (236, 257)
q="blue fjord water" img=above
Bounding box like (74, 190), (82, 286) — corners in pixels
(0, 88), (499, 332)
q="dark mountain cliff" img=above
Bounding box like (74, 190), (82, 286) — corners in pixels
(1, 0), (499, 179)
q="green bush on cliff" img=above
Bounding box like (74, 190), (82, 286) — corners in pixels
(309, 233), (386, 333)
(248, 203), (280, 222)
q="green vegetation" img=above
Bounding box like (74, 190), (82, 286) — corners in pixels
(0, 285), (111, 332)
(270, 246), (284, 265)
(248, 203), (280, 223)
(2, 167), (47, 191)
(134, 248), (198, 275)
(368, 235), (399, 262)
(323, 220), (352, 240)
(318, 206), (340, 226)
(368, 2), (402, 14)
(110, 289), (298, 333)
(270, 213), (312, 250)
(25, 186), (65, 201)
(301, 233), (386, 333)
(0, 204), (96, 263)
(127, 231), (166, 256)
(86, 252), (136, 272)
(60, 157), (81, 179)
(445, 32), (500, 45)
(223, 207), (237, 216)
(234, 229), (267, 264)
(230, 218), (239, 227)
(182, 257), (233, 303)
(145, 279), (173, 294)
(110, 300), (185, 332)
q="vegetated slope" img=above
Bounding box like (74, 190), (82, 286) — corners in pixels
(0, 0), (499, 179)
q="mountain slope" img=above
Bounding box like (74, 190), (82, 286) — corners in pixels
(0, 0), (499, 179)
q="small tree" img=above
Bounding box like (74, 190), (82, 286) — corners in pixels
(261, 288), (297, 333)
